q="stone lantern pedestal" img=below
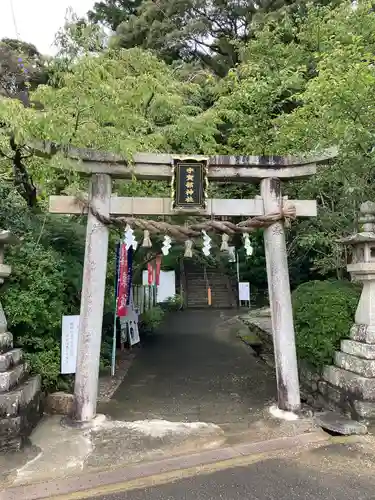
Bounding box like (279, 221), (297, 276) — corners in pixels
(0, 230), (43, 451)
(323, 202), (375, 419)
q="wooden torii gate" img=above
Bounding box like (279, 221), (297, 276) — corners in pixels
(47, 146), (335, 423)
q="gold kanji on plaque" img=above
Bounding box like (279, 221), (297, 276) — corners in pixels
(171, 158), (209, 210)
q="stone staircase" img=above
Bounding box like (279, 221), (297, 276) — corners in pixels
(183, 263), (237, 309)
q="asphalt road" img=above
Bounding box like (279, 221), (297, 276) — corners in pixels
(90, 456), (375, 500)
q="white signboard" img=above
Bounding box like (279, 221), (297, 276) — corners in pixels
(157, 271), (176, 303)
(61, 315), (80, 374)
(119, 291), (140, 346)
(142, 270), (176, 303)
(238, 282), (250, 302)
(120, 314), (140, 346)
(128, 314), (140, 346)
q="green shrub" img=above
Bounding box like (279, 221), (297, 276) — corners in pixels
(25, 347), (73, 393)
(0, 186), (120, 392)
(161, 294), (183, 311)
(141, 306), (165, 331)
(100, 338), (113, 371)
(292, 280), (361, 369)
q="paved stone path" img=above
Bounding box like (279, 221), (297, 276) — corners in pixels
(98, 310), (278, 434)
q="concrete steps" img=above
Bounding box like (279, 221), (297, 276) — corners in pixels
(0, 375), (41, 418)
(335, 351), (375, 378)
(0, 332), (43, 451)
(341, 339), (375, 359)
(0, 375), (42, 452)
(321, 323), (375, 420)
(184, 265), (237, 309)
(0, 348), (23, 372)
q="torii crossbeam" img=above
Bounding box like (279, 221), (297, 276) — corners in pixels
(44, 144), (336, 423)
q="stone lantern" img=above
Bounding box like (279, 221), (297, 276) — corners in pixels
(345, 201), (375, 326)
(0, 230), (20, 347)
(323, 201), (375, 420)
(0, 229), (43, 451)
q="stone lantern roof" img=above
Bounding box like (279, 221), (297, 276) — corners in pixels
(0, 230), (20, 283)
(341, 233), (375, 245)
(340, 201), (375, 245)
(0, 230), (20, 246)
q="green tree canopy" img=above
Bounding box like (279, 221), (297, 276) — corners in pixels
(211, 0), (375, 275)
(89, 0), (342, 75)
(88, 0), (143, 30)
(0, 38), (51, 207)
(0, 47), (219, 206)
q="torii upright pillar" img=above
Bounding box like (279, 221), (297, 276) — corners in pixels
(74, 174), (111, 422)
(261, 178), (300, 411)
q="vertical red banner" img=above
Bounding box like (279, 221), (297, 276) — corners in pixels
(117, 243), (128, 317)
(155, 255), (162, 286)
(147, 262), (154, 285)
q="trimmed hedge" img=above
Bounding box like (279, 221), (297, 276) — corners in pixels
(292, 280), (361, 369)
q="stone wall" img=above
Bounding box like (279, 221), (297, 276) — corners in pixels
(239, 310), (363, 419)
